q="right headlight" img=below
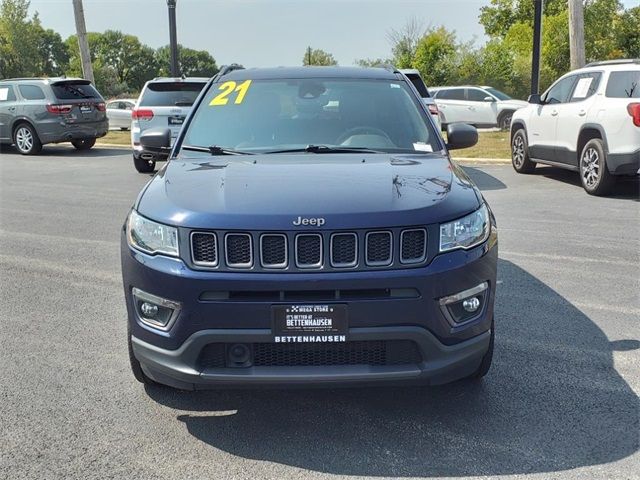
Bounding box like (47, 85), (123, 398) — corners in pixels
(126, 210), (179, 257)
(439, 204), (490, 252)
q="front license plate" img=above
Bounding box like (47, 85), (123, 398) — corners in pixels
(168, 116), (184, 125)
(272, 304), (348, 343)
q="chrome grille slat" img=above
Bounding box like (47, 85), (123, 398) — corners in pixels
(330, 233), (358, 268)
(191, 232), (218, 266)
(400, 228), (427, 264)
(225, 233), (253, 268)
(260, 234), (287, 268)
(365, 231), (393, 266)
(295, 234), (323, 269)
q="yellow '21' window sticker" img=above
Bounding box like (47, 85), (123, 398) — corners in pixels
(210, 80), (252, 106)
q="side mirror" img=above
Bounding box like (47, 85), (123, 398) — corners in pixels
(483, 96), (495, 102)
(528, 93), (543, 105)
(446, 123), (478, 150)
(140, 127), (171, 159)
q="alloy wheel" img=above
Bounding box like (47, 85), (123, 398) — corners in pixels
(582, 147), (600, 188)
(15, 127), (33, 153)
(512, 135), (525, 168)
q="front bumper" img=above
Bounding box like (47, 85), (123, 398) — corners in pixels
(132, 327), (491, 390)
(122, 228), (497, 388)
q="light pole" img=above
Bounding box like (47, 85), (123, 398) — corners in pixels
(530, 0), (543, 95)
(167, 0), (179, 77)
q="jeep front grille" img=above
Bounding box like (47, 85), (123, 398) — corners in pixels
(190, 227), (429, 272)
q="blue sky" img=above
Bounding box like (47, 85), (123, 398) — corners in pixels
(28, 0), (639, 67)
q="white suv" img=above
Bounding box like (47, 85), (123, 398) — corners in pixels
(131, 77), (207, 173)
(511, 60), (640, 195)
(431, 86), (528, 130)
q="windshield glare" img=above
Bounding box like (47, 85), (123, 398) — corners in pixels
(485, 87), (512, 101)
(183, 78), (440, 154)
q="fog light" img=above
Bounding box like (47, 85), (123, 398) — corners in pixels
(141, 302), (159, 317)
(439, 282), (488, 326)
(462, 297), (480, 313)
(132, 288), (181, 331)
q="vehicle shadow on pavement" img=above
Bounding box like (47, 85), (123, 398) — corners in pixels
(146, 259), (639, 477)
(536, 166), (639, 201)
(0, 145), (129, 157)
(462, 166), (507, 191)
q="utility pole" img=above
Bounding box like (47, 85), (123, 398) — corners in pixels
(531, 0), (543, 95)
(72, 0), (94, 83)
(568, 0), (586, 69)
(167, 0), (180, 76)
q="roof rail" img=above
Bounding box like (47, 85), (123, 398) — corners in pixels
(216, 64), (245, 78)
(584, 59), (640, 67)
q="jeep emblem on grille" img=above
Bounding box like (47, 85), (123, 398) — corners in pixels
(293, 216), (325, 227)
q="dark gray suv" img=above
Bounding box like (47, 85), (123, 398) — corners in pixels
(0, 78), (108, 155)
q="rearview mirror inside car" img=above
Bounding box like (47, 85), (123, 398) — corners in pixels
(140, 128), (172, 159)
(528, 93), (543, 105)
(446, 123), (478, 150)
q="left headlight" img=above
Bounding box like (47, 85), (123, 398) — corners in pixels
(439, 204), (490, 252)
(127, 210), (179, 257)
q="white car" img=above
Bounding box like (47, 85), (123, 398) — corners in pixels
(131, 77), (208, 173)
(106, 98), (136, 130)
(431, 86), (528, 130)
(510, 59), (640, 196)
(399, 69), (442, 132)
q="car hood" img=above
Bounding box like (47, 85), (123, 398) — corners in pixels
(136, 153), (481, 230)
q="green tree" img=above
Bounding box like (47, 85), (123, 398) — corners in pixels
(0, 0), (35, 77)
(411, 27), (458, 86)
(155, 45), (218, 77)
(302, 47), (337, 66)
(354, 58), (393, 68)
(387, 17), (423, 68)
(616, 6), (640, 58)
(479, 0), (568, 38)
(66, 31), (157, 96)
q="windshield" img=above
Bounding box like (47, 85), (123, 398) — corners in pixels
(485, 87), (512, 101)
(182, 78), (441, 154)
(140, 82), (205, 107)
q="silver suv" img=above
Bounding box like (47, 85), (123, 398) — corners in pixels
(0, 78), (108, 155)
(131, 77), (208, 173)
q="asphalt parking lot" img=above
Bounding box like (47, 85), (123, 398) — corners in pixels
(1, 145), (638, 480)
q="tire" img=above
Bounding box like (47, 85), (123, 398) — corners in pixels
(128, 327), (156, 385)
(469, 321), (494, 380)
(134, 154), (156, 173)
(13, 123), (42, 155)
(579, 138), (615, 196)
(498, 110), (514, 131)
(511, 128), (536, 174)
(71, 138), (96, 150)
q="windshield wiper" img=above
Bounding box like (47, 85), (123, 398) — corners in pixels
(263, 145), (385, 154)
(182, 145), (254, 155)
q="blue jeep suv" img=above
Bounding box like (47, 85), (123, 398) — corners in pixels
(121, 65), (498, 390)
